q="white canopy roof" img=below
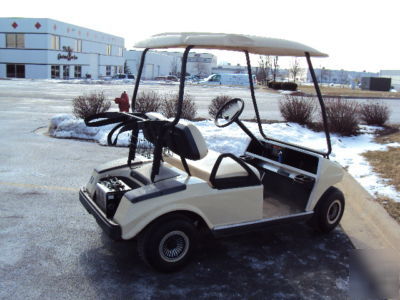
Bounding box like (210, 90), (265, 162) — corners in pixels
(134, 32), (328, 57)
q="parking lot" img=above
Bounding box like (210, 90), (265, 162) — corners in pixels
(0, 80), (354, 299)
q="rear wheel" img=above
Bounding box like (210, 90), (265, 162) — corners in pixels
(138, 217), (198, 272)
(309, 187), (345, 233)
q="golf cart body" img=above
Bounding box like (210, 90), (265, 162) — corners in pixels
(79, 33), (345, 272)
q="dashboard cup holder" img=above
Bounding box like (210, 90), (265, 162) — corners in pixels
(294, 174), (315, 189)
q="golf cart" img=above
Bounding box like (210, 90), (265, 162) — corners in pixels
(79, 33), (345, 272)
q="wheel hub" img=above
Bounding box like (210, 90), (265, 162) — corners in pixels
(327, 200), (342, 224)
(159, 230), (189, 262)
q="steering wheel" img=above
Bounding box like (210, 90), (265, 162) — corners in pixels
(214, 98), (245, 128)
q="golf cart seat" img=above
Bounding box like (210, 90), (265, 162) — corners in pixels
(162, 121), (261, 189)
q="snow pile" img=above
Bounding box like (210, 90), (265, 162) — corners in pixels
(48, 114), (124, 144)
(49, 114), (400, 201)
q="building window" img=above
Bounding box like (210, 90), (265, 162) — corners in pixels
(6, 64), (25, 78)
(106, 66), (111, 76)
(74, 65), (82, 78)
(63, 65), (70, 79)
(51, 65), (60, 78)
(106, 44), (112, 56)
(113, 66), (118, 75)
(6, 34), (25, 48)
(51, 35), (60, 50)
(118, 66), (123, 74)
(117, 47), (123, 57)
(75, 39), (82, 52)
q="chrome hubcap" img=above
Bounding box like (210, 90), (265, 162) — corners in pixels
(159, 230), (189, 262)
(327, 200), (342, 224)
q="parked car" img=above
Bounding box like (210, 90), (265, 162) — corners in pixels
(80, 32), (345, 273)
(201, 73), (256, 86)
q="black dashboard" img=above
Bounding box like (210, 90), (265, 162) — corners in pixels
(245, 139), (319, 174)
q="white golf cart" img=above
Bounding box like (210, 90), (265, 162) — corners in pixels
(79, 33), (345, 272)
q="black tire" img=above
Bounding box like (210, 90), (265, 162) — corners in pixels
(137, 217), (198, 272)
(309, 187), (345, 233)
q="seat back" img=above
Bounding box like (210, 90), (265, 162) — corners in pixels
(165, 121), (208, 160)
(143, 117), (208, 161)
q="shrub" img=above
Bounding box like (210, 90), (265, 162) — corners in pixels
(268, 81), (297, 91)
(208, 95), (232, 118)
(72, 91), (111, 119)
(279, 95), (315, 125)
(323, 97), (360, 136)
(162, 93), (197, 120)
(281, 82), (298, 91)
(268, 81), (281, 89)
(359, 102), (390, 126)
(134, 90), (162, 113)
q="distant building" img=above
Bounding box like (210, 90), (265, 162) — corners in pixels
(125, 50), (217, 80)
(361, 77), (391, 91)
(0, 17), (124, 79)
(306, 68), (378, 85)
(125, 50), (174, 80)
(212, 64), (247, 74)
(163, 51), (217, 78)
(379, 70), (400, 90)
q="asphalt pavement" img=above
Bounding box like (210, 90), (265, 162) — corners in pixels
(0, 80), (354, 299)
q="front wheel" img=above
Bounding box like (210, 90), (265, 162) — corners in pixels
(309, 187), (345, 233)
(138, 217), (198, 272)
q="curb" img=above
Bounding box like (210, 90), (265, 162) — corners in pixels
(337, 172), (400, 258)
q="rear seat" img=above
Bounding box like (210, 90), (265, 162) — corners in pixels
(164, 149), (260, 186)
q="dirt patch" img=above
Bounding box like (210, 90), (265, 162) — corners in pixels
(362, 126), (400, 224)
(360, 126), (400, 223)
(374, 125), (400, 144)
(362, 147), (400, 193)
(376, 197), (400, 225)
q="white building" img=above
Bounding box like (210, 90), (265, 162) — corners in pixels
(125, 50), (217, 79)
(0, 18), (124, 79)
(306, 68), (378, 85)
(125, 50), (175, 80)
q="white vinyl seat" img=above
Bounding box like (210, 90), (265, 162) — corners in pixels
(144, 114), (260, 188)
(164, 149), (259, 184)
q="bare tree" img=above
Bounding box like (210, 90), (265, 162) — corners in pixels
(195, 61), (208, 77)
(326, 69), (332, 84)
(339, 69), (348, 87)
(320, 67), (327, 84)
(256, 55), (271, 85)
(272, 56), (279, 81)
(289, 58), (302, 82)
(170, 57), (179, 76)
(124, 60), (131, 74)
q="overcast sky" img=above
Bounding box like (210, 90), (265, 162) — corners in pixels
(2, 0), (399, 72)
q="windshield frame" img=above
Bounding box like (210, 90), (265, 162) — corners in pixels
(131, 46), (332, 158)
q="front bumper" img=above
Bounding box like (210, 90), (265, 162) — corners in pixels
(79, 188), (122, 240)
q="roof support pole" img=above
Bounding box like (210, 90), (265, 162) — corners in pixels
(305, 52), (332, 157)
(172, 45), (194, 125)
(244, 50), (267, 140)
(131, 48), (149, 112)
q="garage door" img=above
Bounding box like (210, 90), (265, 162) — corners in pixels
(144, 64), (154, 79)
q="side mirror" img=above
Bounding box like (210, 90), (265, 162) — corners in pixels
(214, 98), (244, 127)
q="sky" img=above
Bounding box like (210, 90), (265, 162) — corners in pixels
(2, 0), (400, 72)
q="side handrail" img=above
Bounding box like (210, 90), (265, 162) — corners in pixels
(209, 153), (260, 188)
